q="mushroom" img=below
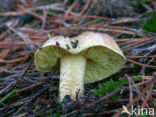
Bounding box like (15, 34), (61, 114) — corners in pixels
(34, 32), (125, 101)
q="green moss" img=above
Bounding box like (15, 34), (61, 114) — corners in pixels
(92, 76), (142, 100)
(48, 112), (61, 117)
(92, 19), (106, 24)
(143, 12), (156, 32)
(135, 0), (150, 13)
(49, 9), (56, 13)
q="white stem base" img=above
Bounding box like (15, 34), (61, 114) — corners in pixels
(59, 55), (86, 101)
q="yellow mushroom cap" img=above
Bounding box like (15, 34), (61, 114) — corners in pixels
(34, 32), (125, 84)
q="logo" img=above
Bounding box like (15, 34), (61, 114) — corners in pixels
(122, 105), (155, 116)
(122, 105), (130, 115)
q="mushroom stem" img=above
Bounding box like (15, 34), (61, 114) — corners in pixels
(59, 55), (86, 101)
